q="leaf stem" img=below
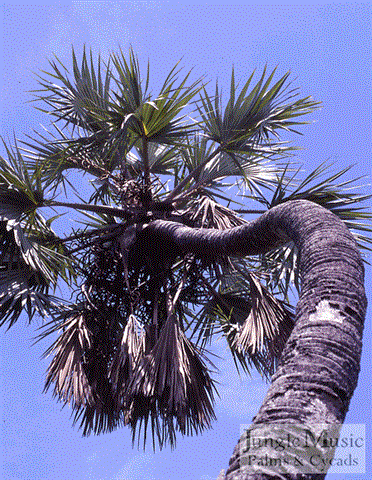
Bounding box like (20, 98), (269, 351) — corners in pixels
(45, 201), (134, 219)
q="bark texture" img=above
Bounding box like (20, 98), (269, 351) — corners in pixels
(142, 199), (367, 480)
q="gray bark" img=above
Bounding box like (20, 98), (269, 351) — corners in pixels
(142, 199), (367, 480)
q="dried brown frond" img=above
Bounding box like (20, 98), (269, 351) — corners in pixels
(232, 273), (295, 375)
(109, 314), (143, 408)
(125, 313), (216, 448)
(44, 312), (94, 406)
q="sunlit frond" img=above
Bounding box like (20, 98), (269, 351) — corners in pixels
(198, 67), (319, 154)
(33, 46), (113, 132)
(184, 195), (248, 229)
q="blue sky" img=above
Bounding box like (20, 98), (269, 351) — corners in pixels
(0, 2), (371, 480)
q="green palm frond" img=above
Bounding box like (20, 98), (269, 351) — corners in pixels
(199, 151), (279, 192)
(138, 73), (202, 145)
(173, 137), (274, 201)
(33, 46), (113, 132)
(0, 141), (43, 219)
(10, 221), (67, 283)
(0, 155), (74, 283)
(0, 261), (50, 328)
(111, 49), (202, 146)
(0, 143), (76, 327)
(128, 142), (181, 177)
(22, 125), (116, 192)
(198, 67), (319, 154)
(111, 47), (150, 116)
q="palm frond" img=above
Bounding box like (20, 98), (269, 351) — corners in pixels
(33, 46), (113, 133)
(0, 263), (50, 328)
(42, 304), (123, 436)
(198, 67), (319, 154)
(0, 140), (43, 219)
(111, 47), (149, 116)
(125, 313), (216, 449)
(138, 69), (202, 145)
(44, 310), (94, 406)
(260, 241), (300, 297)
(109, 313), (143, 408)
(128, 142), (181, 177)
(192, 269), (294, 378)
(232, 274), (294, 361)
(184, 195), (248, 229)
(21, 125), (115, 191)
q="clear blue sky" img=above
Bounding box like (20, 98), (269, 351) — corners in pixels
(0, 2), (371, 480)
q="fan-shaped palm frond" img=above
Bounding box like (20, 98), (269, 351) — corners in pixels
(193, 271), (294, 378)
(33, 46), (113, 132)
(0, 142), (76, 327)
(174, 135), (281, 206)
(0, 141), (43, 218)
(184, 195), (248, 229)
(232, 273), (294, 359)
(109, 313), (143, 408)
(126, 142), (181, 177)
(198, 67), (319, 154)
(42, 301), (124, 436)
(44, 309), (94, 406)
(22, 125), (117, 193)
(125, 312), (216, 449)
(0, 262), (49, 328)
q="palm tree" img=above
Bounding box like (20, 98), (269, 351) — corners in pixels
(0, 48), (370, 479)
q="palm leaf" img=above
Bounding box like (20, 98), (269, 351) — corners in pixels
(125, 313), (216, 449)
(0, 141), (43, 218)
(0, 263), (50, 328)
(198, 67), (319, 153)
(44, 310), (94, 406)
(232, 274), (294, 358)
(33, 46), (113, 132)
(109, 313), (143, 409)
(184, 195), (248, 229)
(43, 304), (122, 436)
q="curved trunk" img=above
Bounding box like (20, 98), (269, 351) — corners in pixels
(143, 199), (367, 480)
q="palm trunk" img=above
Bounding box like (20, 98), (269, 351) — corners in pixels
(143, 199), (367, 480)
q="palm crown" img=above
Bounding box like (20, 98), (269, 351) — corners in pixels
(1, 47), (371, 449)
